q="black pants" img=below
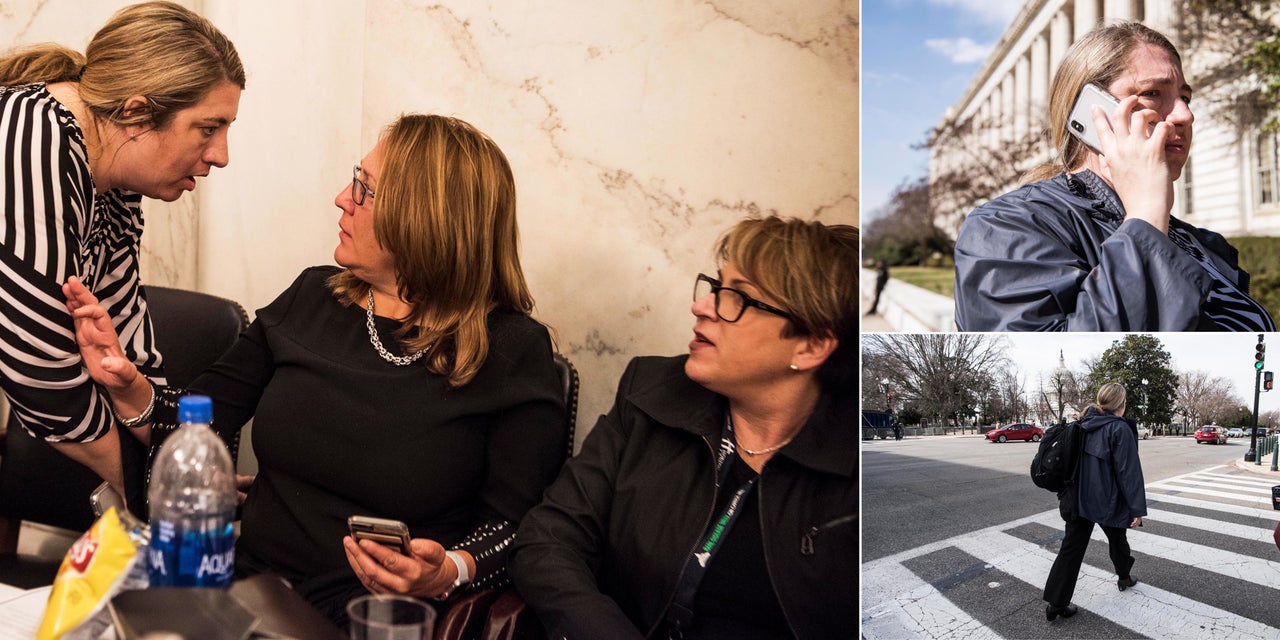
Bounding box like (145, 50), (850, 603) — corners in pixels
(869, 285), (886, 314)
(1043, 516), (1134, 607)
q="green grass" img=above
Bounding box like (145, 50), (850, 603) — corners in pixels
(892, 266), (955, 298)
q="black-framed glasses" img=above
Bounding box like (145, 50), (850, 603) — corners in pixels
(352, 165), (376, 206)
(693, 273), (792, 323)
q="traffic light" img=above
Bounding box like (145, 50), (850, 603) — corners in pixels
(1267, 371), (1274, 391)
(1257, 341), (1267, 371)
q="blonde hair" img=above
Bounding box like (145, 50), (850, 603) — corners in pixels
(715, 216), (858, 402)
(330, 114), (535, 388)
(1092, 382), (1128, 414)
(0, 1), (245, 130)
(1022, 21), (1181, 184)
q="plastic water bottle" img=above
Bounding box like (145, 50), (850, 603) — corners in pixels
(147, 395), (236, 588)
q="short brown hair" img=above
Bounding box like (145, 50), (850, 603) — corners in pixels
(330, 114), (535, 388)
(715, 216), (857, 403)
(0, 1), (245, 130)
(1024, 21), (1181, 184)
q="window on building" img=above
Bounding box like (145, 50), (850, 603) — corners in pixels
(1258, 131), (1278, 207)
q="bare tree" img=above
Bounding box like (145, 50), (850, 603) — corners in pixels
(923, 113), (1049, 236)
(863, 334), (1011, 429)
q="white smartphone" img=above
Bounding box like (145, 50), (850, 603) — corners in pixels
(347, 515), (412, 555)
(1066, 83), (1120, 154)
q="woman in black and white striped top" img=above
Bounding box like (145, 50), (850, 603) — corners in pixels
(0, 1), (244, 498)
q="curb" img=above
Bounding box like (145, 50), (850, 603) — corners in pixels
(1230, 457), (1280, 478)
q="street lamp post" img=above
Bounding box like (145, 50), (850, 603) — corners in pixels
(1141, 378), (1149, 431)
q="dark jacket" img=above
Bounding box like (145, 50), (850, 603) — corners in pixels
(954, 170), (1256, 331)
(508, 356), (857, 640)
(1077, 408), (1147, 529)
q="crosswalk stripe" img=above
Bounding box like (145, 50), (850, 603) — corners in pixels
(864, 467), (1280, 639)
(861, 560), (1000, 639)
(1147, 492), (1280, 521)
(1146, 482), (1273, 507)
(951, 530), (1280, 640)
(1144, 507), (1278, 544)
(1160, 477), (1274, 493)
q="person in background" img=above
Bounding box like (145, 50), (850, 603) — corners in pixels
(509, 216), (857, 639)
(67, 114), (567, 626)
(953, 21), (1273, 331)
(1043, 382), (1145, 622)
(0, 0), (244, 502)
(867, 259), (889, 315)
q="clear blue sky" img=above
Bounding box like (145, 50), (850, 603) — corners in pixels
(862, 0), (1025, 219)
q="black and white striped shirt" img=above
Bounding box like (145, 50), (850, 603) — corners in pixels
(1, 83), (163, 442)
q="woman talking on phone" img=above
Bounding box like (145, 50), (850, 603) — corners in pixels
(953, 21), (1274, 332)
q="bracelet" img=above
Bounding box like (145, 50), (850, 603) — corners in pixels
(113, 378), (156, 428)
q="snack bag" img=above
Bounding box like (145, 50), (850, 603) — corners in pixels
(36, 507), (148, 640)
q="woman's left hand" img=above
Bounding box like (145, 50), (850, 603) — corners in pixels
(342, 535), (456, 598)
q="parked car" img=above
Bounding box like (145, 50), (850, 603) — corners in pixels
(1194, 425), (1228, 444)
(1226, 428), (1245, 438)
(1136, 425), (1150, 440)
(985, 423), (1044, 443)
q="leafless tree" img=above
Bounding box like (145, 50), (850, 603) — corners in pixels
(863, 334), (1011, 428)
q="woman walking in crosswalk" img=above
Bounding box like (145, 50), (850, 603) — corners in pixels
(1043, 382), (1147, 621)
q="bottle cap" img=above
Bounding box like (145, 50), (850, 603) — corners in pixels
(177, 395), (213, 424)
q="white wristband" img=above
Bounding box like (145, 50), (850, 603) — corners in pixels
(434, 550), (470, 600)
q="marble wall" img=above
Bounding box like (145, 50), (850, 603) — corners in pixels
(4, 0), (857, 449)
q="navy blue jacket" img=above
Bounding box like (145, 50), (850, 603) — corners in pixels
(1077, 408), (1147, 529)
(954, 170), (1255, 331)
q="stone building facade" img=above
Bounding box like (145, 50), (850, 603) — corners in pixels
(932, 0), (1280, 241)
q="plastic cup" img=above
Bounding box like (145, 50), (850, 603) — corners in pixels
(346, 594), (436, 640)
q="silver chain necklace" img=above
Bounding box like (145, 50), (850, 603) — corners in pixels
(729, 414), (795, 456)
(365, 289), (429, 366)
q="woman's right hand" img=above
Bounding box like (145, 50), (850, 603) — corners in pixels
(63, 276), (139, 391)
(1130, 516), (1143, 529)
(1090, 96), (1176, 234)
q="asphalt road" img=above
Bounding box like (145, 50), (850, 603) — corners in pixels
(862, 433), (1280, 639)
(862, 433), (1245, 561)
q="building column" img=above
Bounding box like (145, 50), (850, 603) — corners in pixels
(1001, 74), (1016, 142)
(1104, 0), (1135, 21)
(1075, 0), (1100, 36)
(1030, 32), (1050, 121)
(1015, 54), (1031, 138)
(1050, 9), (1072, 69)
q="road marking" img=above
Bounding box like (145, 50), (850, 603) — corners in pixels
(864, 465), (1280, 639)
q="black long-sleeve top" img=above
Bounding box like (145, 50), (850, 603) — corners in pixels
(145, 266), (567, 600)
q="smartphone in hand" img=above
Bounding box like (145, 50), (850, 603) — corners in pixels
(1067, 83), (1121, 154)
(348, 515), (412, 556)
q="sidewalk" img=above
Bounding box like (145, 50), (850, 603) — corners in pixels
(861, 300), (893, 331)
(1230, 455), (1280, 478)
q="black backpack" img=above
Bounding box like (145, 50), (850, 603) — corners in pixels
(1030, 420), (1083, 492)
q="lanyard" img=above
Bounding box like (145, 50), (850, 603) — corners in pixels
(665, 415), (758, 634)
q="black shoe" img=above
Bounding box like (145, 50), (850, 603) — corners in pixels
(1045, 604), (1078, 621)
(1118, 576), (1138, 591)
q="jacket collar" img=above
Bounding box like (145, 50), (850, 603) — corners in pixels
(627, 357), (855, 479)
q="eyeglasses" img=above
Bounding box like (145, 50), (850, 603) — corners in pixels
(352, 165), (376, 206)
(693, 274), (792, 323)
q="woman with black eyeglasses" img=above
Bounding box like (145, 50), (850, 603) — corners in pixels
(510, 216), (856, 640)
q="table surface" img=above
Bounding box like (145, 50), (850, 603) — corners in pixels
(0, 573), (346, 640)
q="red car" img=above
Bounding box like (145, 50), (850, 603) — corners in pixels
(986, 423), (1044, 443)
(1195, 425), (1228, 444)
